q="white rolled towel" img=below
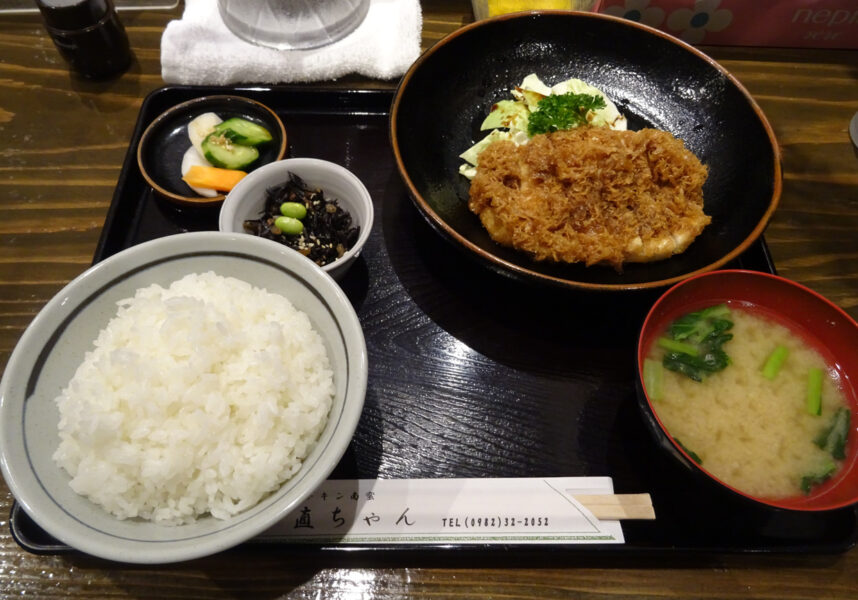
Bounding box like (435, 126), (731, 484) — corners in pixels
(161, 0), (423, 85)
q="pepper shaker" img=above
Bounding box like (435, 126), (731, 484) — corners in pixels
(35, 0), (132, 79)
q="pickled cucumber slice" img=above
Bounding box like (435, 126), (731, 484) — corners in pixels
(201, 132), (259, 169)
(212, 118), (273, 146)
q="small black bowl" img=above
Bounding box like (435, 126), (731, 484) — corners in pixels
(390, 11), (781, 292)
(137, 95), (287, 207)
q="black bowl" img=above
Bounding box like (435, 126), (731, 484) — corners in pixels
(390, 11), (781, 292)
(137, 95), (287, 207)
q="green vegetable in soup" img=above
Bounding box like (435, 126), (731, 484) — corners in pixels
(806, 367), (824, 416)
(663, 351), (731, 382)
(668, 304), (732, 342)
(800, 461), (836, 494)
(802, 407), (850, 494)
(657, 337), (699, 356)
(674, 437), (702, 465)
(660, 304), (734, 382)
(814, 406), (851, 460)
(526, 92), (607, 136)
(761, 344), (789, 380)
(643, 358), (664, 401)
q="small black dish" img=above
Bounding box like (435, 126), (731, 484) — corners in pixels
(390, 11), (782, 292)
(137, 95), (287, 207)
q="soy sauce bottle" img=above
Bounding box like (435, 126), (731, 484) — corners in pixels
(35, 0), (132, 79)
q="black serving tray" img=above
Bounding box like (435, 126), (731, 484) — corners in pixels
(11, 86), (858, 559)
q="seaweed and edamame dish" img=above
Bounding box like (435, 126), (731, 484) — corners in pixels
(243, 173), (360, 267)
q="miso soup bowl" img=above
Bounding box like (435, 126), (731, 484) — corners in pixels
(636, 270), (858, 512)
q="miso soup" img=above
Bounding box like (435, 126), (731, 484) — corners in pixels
(644, 303), (851, 499)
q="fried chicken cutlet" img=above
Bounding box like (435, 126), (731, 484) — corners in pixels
(468, 127), (710, 270)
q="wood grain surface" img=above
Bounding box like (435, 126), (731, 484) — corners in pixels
(2, 2), (858, 598)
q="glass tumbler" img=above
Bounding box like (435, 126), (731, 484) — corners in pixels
(217, 0), (371, 50)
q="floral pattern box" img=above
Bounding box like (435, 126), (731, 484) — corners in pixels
(597, 0), (857, 49)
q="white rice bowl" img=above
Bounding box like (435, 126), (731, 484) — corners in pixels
(53, 272), (334, 525)
(0, 232), (367, 563)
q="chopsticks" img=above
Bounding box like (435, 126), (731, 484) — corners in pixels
(574, 493), (655, 520)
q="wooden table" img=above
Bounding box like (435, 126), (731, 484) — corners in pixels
(2, 2), (857, 598)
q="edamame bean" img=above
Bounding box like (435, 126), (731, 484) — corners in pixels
(280, 202), (307, 219)
(274, 216), (304, 235)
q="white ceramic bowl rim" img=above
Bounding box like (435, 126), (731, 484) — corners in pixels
(0, 232), (367, 563)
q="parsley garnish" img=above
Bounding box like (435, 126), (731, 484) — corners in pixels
(526, 92), (607, 136)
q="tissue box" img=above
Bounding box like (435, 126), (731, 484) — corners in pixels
(596, 0), (858, 49)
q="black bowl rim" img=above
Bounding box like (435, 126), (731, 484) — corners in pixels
(390, 10), (783, 292)
(136, 95), (288, 207)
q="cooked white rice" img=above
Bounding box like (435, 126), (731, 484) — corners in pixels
(52, 271), (334, 525)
